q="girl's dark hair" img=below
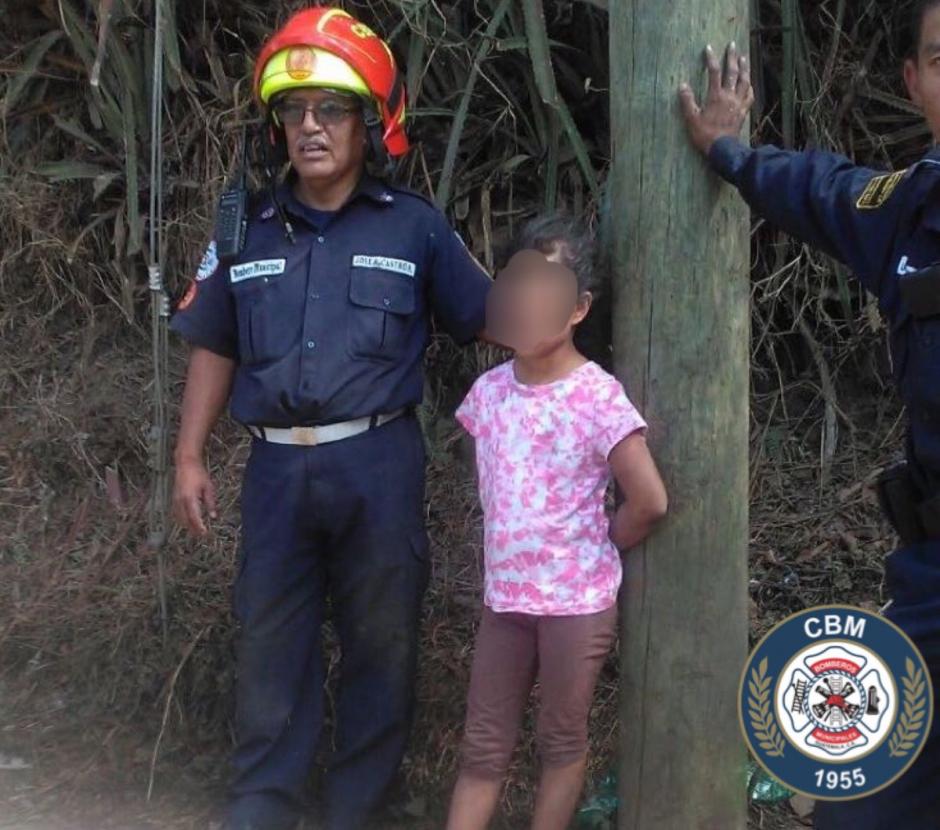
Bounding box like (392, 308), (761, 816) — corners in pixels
(505, 213), (596, 294)
(909, 0), (940, 57)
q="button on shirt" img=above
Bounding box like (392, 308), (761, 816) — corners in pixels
(170, 176), (492, 426)
(709, 138), (940, 485)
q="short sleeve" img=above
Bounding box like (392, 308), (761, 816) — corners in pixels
(427, 211), (492, 345)
(593, 377), (647, 460)
(455, 378), (483, 437)
(168, 239), (238, 359)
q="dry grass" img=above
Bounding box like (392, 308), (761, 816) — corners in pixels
(0, 0), (928, 827)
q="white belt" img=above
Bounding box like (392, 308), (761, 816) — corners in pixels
(247, 408), (408, 446)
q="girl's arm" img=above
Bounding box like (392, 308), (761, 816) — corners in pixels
(607, 433), (668, 550)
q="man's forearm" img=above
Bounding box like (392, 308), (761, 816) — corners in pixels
(174, 346), (236, 464)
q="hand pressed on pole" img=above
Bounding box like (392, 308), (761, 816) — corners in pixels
(679, 44), (755, 155)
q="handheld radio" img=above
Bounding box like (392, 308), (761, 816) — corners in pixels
(215, 127), (250, 258)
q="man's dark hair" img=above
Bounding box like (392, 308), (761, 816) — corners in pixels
(909, 0), (940, 57)
(505, 213), (596, 294)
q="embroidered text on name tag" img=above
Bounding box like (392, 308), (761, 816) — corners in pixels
(230, 259), (287, 283)
(351, 255), (416, 277)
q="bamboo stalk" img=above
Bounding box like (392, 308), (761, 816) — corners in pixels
(521, 0), (600, 201)
(434, 0), (512, 209)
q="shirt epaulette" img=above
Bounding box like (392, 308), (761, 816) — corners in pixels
(384, 183), (439, 212)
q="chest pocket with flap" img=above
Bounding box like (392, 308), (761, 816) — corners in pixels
(347, 266), (416, 361)
(232, 277), (301, 366)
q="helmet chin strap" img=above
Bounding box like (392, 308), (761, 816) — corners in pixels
(259, 115), (295, 244)
(362, 99), (393, 177)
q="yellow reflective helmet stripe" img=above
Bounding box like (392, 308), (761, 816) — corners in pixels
(258, 45), (371, 104)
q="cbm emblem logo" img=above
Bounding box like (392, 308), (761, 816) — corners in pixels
(739, 605), (932, 800)
(780, 643), (892, 758)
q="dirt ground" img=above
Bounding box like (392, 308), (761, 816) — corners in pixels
(0, 744), (809, 830)
(0, 645), (812, 830)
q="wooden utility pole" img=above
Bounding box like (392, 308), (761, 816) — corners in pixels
(609, 4), (750, 829)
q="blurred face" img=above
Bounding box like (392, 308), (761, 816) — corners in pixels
(273, 88), (367, 184)
(904, 4), (940, 141)
(486, 248), (592, 357)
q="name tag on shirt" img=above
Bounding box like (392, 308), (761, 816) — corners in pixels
(352, 255), (416, 278)
(230, 259), (286, 283)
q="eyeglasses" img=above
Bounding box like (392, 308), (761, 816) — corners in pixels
(273, 98), (361, 127)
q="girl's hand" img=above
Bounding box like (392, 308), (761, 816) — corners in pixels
(607, 433), (668, 550)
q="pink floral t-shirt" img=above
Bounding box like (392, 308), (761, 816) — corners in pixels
(456, 360), (647, 616)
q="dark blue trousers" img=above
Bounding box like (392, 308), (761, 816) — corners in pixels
(226, 415), (430, 830)
(814, 541), (940, 830)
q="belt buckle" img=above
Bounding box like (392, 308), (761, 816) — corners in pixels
(290, 426), (318, 446)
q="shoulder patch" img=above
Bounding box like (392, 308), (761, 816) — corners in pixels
(196, 240), (219, 281)
(177, 280), (198, 311)
(856, 170), (906, 210)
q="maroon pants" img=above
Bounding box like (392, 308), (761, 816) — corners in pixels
(458, 604), (617, 778)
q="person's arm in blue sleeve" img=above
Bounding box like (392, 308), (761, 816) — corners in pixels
(707, 137), (897, 292)
(168, 239), (238, 359)
(426, 210), (493, 345)
(168, 239), (238, 537)
(679, 43), (900, 297)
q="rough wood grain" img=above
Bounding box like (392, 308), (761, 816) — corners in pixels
(609, 3), (751, 827)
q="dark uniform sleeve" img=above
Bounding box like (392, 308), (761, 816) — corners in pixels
(426, 210), (492, 345)
(708, 137), (904, 297)
(168, 239), (238, 359)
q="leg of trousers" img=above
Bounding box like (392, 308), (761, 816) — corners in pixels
(227, 415), (429, 830)
(458, 608), (539, 779)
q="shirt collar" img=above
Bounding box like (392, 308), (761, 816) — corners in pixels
(924, 143), (940, 163)
(903, 146), (940, 232)
(274, 171), (395, 223)
(353, 174), (397, 205)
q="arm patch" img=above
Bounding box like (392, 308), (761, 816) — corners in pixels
(196, 239), (220, 280)
(856, 170), (906, 210)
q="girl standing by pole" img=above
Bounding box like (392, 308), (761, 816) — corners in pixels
(446, 215), (668, 830)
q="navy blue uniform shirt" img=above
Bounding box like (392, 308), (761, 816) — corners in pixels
(709, 137), (940, 486)
(170, 175), (491, 427)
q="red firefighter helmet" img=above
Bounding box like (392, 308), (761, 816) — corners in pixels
(253, 7), (409, 157)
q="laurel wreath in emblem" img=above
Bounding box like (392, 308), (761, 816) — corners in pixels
(888, 658), (927, 758)
(748, 656), (786, 757)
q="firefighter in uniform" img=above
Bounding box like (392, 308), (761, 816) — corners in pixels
(678, 19), (940, 830)
(170, 9), (491, 829)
